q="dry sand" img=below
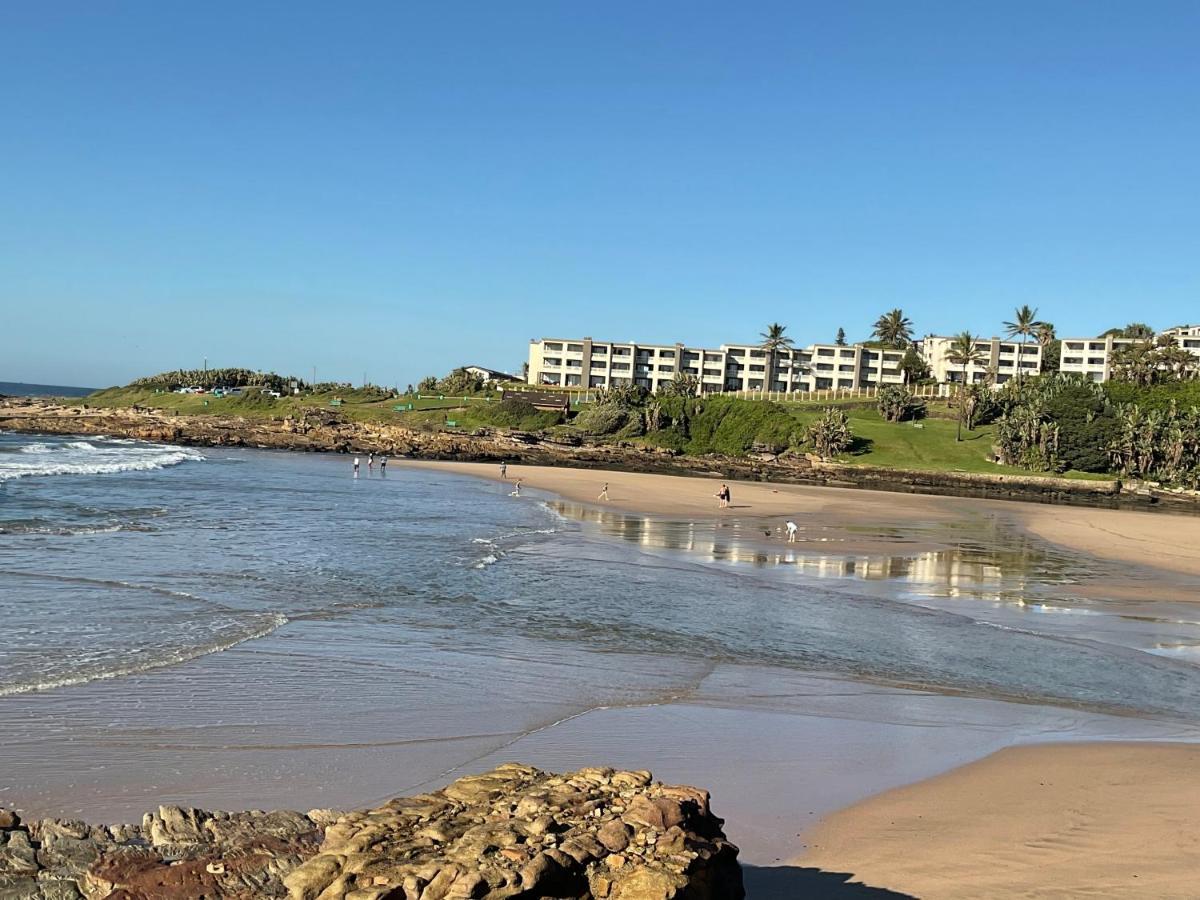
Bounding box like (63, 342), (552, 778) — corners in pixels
(1021, 505), (1200, 577)
(800, 742), (1200, 899)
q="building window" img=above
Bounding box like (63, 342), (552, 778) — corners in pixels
(544, 342), (563, 351)
(567, 343), (583, 352)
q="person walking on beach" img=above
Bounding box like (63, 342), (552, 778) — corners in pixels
(353, 456), (360, 478)
(510, 478), (522, 497)
(716, 484), (730, 508)
(785, 520), (798, 543)
(367, 453), (374, 472)
(598, 482), (609, 501)
(499, 461), (508, 480)
(379, 456), (388, 475)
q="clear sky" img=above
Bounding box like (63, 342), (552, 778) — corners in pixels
(3, 2), (1198, 388)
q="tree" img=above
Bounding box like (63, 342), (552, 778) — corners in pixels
(659, 372), (700, 397)
(871, 309), (913, 349)
(899, 346), (932, 384)
(1101, 323), (1155, 339)
(1003, 305), (1043, 378)
(1109, 342), (1159, 386)
(417, 375), (438, 393)
(835, 327), (847, 346)
(438, 367), (484, 395)
(1036, 322), (1057, 346)
(805, 408), (853, 459)
(759, 323), (794, 393)
(945, 331), (986, 441)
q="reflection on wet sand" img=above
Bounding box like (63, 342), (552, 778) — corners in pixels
(549, 500), (1081, 593)
(548, 500), (1200, 662)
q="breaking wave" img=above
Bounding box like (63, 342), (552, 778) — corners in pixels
(0, 436), (203, 481)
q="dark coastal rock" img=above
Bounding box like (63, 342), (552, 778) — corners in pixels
(0, 767), (742, 900)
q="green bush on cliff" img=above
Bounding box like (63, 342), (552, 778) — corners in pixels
(471, 399), (561, 430)
(573, 404), (629, 435)
(637, 395), (801, 455)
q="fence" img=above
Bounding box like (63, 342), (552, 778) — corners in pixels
(716, 383), (952, 403)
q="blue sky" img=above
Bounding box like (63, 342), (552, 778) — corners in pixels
(3, 2), (1198, 387)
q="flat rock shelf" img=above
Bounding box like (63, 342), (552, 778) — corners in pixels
(0, 764), (744, 900)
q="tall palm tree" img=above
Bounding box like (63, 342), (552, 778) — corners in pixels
(871, 309), (913, 389)
(759, 323), (794, 394)
(1003, 305), (1043, 377)
(1036, 322), (1056, 346)
(945, 331), (986, 441)
(872, 309), (914, 348)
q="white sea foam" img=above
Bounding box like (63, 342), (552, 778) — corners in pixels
(0, 613), (288, 697)
(0, 437), (204, 482)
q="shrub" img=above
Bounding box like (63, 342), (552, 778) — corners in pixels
(437, 368), (485, 395)
(876, 385), (925, 423)
(417, 376), (438, 392)
(574, 404), (629, 435)
(473, 399), (562, 430)
(805, 408), (853, 459)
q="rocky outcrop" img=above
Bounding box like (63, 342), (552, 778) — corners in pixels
(0, 765), (743, 900)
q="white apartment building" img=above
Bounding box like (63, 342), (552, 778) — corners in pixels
(526, 337), (906, 393)
(1058, 325), (1200, 381)
(1058, 335), (1140, 382)
(918, 336), (1042, 385)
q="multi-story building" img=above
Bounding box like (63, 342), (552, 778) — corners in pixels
(526, 337), (906, 393)
(1058, 335), (1140, 382)
(1058, 325), (1200, 382)
(918, 336), (1041, 385)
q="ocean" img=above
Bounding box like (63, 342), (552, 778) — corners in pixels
(2, 431), (1200, 859)
(0, 382), (96, 398)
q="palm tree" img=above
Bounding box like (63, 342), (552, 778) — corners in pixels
(1003, 305), (1043, 378)
(871, 309), (913, 390)
(872, 309), (913, 348)
(759, 323), (794, 394)
(945, 331), (986, 441)
(1036, 322), (1056, 346)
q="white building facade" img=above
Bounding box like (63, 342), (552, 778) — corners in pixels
(526, 337), (906, 393)
(919, 336), (1042, 385)
(1058, 325), (1200, 382)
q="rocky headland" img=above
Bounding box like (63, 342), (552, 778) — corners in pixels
(0, 764), (743, 900)
(4, 396), (1196, 510)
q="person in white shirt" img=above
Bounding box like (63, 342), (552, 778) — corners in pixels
(785, 520), (798, 543)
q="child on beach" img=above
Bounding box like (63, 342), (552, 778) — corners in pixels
(716, 484), (730, 508)
(380, 456), (387, 474)
(500, 461), (507, 480)
(367, 453), (374, 471)
(353, 456), (360, 477)
(786, 520), (798, 542)
(598, 482), (609, 501)
(510, 479), (522, 497)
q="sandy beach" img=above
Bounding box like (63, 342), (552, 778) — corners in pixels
(411, 460), (1200, 581)
(800, 742), (1200, 898)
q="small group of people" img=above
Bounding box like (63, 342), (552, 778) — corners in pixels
(715, 483), (732, 508)
(499, 461), (522, 496)
(352, 453), (388, 477)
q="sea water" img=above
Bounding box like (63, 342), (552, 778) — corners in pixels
(2, 431), (1200, 824)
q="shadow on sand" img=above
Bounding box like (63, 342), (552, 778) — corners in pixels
(743, 865), (916, 899)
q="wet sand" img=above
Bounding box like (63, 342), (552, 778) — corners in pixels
(411, 460), (1200, 584)
(800, 742), (1200, 898)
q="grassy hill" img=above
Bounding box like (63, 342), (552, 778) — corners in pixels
(73, 383), (1112, 482)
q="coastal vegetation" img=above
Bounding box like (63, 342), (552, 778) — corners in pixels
(71, 337), (1200, 489)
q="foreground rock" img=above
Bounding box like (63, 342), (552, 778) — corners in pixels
(0, 765), (743, 900)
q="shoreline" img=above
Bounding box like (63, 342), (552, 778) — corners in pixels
(7, 396), (1200, 513)
(410, 459), (1200, 584)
